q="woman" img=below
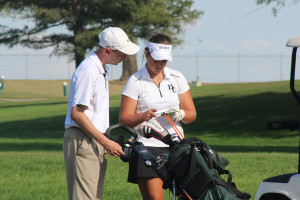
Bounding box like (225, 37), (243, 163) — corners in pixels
(119, 33), (196, 200)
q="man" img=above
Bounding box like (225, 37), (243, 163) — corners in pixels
(63, 27), (140, 200)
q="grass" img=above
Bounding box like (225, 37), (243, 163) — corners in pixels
(0, 80), (300, 199)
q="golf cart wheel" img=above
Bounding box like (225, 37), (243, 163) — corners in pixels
(259, 193), (290, 200)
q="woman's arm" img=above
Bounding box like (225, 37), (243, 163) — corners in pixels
(119, 95), (157, 128)
(179, 90), (197, 124)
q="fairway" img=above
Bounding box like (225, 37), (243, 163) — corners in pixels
(0, 80), (299, 200)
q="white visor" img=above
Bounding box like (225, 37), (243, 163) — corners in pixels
(147, 42), (172, 61)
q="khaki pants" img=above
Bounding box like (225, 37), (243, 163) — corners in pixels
(63, 127), (107, 200)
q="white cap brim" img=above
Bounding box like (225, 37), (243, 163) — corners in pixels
(118, 42), (140, 55)
(98, 27), (140, 55)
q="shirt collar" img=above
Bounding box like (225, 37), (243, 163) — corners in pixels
(89, 51), (109, 75)
(163, 67), (172, 80)
(141, 64), (171, 80)
(140, 64), (151, 80)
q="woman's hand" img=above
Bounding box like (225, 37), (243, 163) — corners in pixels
(167, 107), (185, 121)
(142, 108), (157, 122)
(120, 95), (157, 127)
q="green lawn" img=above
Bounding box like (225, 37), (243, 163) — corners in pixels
(0, 80), (299, 199)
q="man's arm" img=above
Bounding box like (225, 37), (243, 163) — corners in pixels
(71, 106), (124, 157)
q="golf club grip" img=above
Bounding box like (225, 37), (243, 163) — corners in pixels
(105, 123), (138, 139)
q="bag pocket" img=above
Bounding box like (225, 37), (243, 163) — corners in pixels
(184, 165), (213, 199)
(171, 156), (190, 181)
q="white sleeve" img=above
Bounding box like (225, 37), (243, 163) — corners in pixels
(72, 70), (95, 108)
(178, 72), (190, 94)
(122, 76), (139, 100)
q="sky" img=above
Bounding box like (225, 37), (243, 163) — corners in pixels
(1, 0), (300, 82)
(176, 0), (300, 55)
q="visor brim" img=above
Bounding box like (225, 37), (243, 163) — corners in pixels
(150, 51), (172, 61)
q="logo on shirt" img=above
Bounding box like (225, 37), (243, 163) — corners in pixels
(159, 46), (170, 50)
(168, 84), (176, 93)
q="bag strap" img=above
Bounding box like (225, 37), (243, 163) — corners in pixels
(215, 179), (251, 200)
(189, 142), (214, 180)
(218, 169), (233, 183)
(178, 137), (199, 145)
(179, 137), (214, 180)
(189, 146), (197, 179)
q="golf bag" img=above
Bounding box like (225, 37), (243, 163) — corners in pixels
(105, 122), (251, 200)
(166, 137), (251, 200)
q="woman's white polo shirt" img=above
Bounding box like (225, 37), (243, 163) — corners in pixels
(122, 65), (190, 147)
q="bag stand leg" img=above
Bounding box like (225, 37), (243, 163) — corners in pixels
(173, 179), (176, 200)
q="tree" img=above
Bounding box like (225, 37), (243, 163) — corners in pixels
(256, 0), (299, 16)
(0, 0), (202, 80)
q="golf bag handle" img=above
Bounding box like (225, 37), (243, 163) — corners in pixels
(105, 123), (138, 140)
(290, 47), (300, 105)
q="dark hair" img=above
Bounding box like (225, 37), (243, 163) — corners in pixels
(145, 34), (172, 52)
(149, 34), (171, 45)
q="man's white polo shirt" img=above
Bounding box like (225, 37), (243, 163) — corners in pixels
(65, 51), (109, 133)
(122, 65), (190, 147)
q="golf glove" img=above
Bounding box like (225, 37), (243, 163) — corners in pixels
(167, 107), (185, 121)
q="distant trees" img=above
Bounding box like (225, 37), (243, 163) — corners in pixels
(0, 0), (202, 80)
(256, 0), (300, 16)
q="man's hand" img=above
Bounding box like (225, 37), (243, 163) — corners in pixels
(167, 107), (185, 121)
(104, 140), (125, 158)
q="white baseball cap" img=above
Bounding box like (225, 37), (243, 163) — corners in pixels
(99, 27), (140, 55)
(147, 42), (172, 61)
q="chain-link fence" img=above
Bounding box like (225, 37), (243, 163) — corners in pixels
(0, 53), (299, 83)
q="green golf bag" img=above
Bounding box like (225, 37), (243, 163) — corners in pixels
(166, 137), (251, 200)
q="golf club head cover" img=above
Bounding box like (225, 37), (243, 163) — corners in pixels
(136, 118), (173, 145)
(167, 107), (185, 122)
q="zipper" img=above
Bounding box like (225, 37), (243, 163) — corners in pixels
(152, 80), (163, 97)
(158, 87), (162, 97)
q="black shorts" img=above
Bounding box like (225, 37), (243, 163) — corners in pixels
(128, 146), (169, 184)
